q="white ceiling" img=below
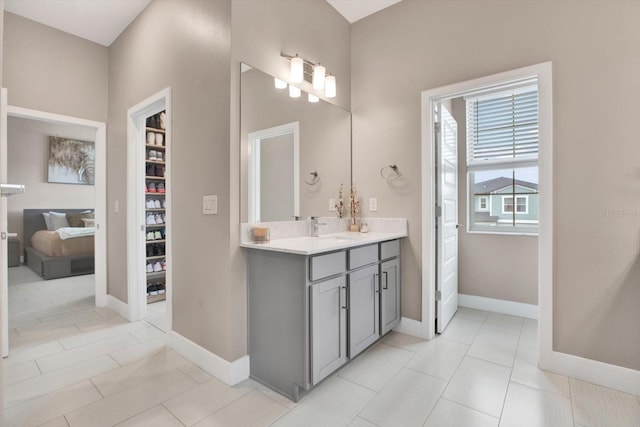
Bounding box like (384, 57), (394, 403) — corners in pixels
(2, 0), (401, 47)
(326, 0), (403, 23)
(4, 0), (152, 46)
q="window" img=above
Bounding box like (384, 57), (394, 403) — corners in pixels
(478, 196), (488, 211)
(466, 80), (539, 234)
(502, 195), (528, 214)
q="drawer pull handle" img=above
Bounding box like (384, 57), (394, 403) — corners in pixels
(383, 271), (389, 290)
(375, 273), (381, 293)
(341, 286), (348, 310)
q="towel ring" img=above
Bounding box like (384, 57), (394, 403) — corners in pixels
(380, 164), (401, 182)
(305, 171), (320, 185)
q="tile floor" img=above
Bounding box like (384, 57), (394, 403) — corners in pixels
(8, 266), (128, 352)
(3, 299), (639, 426)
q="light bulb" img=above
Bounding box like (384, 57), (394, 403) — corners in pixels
(312, 64), (326, 90)
(289, 85), (301, 98)
(274, 78), (287, 89)
(308, 93), (319, 103)
(325, 75), (336, 98)
(290, 56), (304, 83)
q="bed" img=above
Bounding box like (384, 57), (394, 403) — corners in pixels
(23, 208), (95, 280)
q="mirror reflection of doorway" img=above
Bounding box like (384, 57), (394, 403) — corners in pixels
(248, 121), (300, 223)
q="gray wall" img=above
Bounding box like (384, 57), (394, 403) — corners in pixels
(7, 116), (95, 254)
(2, 12), (108, 121)
(108, 0), (235, 359)
(352, 0), (640, 370)
(451, 98), (538, 305)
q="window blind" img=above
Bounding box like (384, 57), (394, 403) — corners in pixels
(466, 85), (538, 166)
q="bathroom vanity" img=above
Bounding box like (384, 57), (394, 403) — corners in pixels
(242, 231), (405, 401)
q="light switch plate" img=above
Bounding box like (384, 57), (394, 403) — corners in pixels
(329, 198), (336, 211)
(203, 195), (218, 215)
(369, 197), (378, 212)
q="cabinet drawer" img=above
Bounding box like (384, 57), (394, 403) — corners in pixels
(310, 251), (346, 282)
(380, 240), (400, 260)
(348, 244), (378, 270)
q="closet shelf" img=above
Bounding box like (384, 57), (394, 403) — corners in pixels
(147, 294), (166, 304)
(146, 239), (166, 244)
(146, 255), (165, 261)
(146, 127), (166, 134)
(145, 144), (166, 150)
(145, 160), (166, 165)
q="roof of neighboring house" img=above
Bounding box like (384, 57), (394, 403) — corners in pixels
(474, 177), (538, 194)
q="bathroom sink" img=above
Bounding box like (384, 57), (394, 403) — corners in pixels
(318, 232), (363, 241)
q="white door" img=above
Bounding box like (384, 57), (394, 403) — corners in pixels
(436, 103), (459, 333)
(1, 88), (8, 356)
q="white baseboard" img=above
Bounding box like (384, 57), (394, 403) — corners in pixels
(393, 317), (430, 340)
(106, 295), (129, 319)
(168, 331), (249, 386)
(549, 350), (640, 396)
(459, 294), (538, 319)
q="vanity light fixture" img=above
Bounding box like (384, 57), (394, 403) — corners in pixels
(274, 78), (287, 89)
(312, 64), (326, 90)
(289, 85), (301, 98)
(325, 75), (337, 99)
(290, 55), (304, 83)
(281, 53), (337, 100)
(308, 93), (319, 103)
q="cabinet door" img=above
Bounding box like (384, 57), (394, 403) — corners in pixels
(311, 276), (348, 385)
(348, 265), (380, 358)
(381, 258), (401, 335)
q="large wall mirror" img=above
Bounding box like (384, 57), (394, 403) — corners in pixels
(241, 63), (351, 223)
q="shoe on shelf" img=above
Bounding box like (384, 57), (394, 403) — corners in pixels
(156, 151), (164, 161)
(153, 214), (162, 225)
(146, 199), (155, 209)
(154, 199), (161, 209)
(146, 164), (154, 176)
(146, 213), (156, 225)
(154, 230), (162, 240)
(159, 112), (166, 130)
(158, 283), (166, 294)
(147, 182), (157, 193)
(156, 166), (164, 177)
(146, 132), (155, 145)
(146, 231), (154, 241)
(146, 245), (153, 257)
(162, 199), (167, 209)
(146, 262), (153, 273)
(149, 284), (158, 296)
(152, 261), (163, 272)
(147, 150), (157, 160)
(157, 183), (165, 193)
(162, 259), (167, 270)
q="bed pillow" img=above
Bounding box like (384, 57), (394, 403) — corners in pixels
(48, 211), (70, 230)
(82, 218), (95, 227)
(42, 212), (52, 230)
(66, 211), (94, 227)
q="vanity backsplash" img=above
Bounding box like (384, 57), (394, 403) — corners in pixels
(240, 217), (407, 244)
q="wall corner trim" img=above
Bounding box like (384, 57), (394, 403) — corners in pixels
(458, 294), (538, 320)
(546, 350), (640, 396)
(106, 295), (129, 320)
(168, 331), (250, 386)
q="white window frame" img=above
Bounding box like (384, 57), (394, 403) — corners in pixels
(478, 196), (489, 211)
(466, 81), (539, 235)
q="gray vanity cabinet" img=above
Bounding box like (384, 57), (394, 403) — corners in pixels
(311, 275), (348, 384)
(246, 238), (402, 401)
(348, 264), (380, 358)
(380, 240), (401, 334)
(381, 258), (401, 334)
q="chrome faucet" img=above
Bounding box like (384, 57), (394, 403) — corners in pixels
(309, 216), (326, 237)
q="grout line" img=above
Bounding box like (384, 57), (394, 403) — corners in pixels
(335, 374), (381, 394)
(440, 396), (500, 420)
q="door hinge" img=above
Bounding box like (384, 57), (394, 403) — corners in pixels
(0, 232), (6, 240)
(435, 290), (442, 301)
(435, 206), (442, 218)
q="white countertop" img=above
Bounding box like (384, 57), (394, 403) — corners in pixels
(240, 231), (407, 255)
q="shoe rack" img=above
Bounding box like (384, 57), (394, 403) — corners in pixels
(145, 111), (167, 303)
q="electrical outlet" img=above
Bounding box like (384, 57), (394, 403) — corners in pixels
(369, 197), (378, 212)
(203, 195), (218, 215)
(329, 198), (336, 211)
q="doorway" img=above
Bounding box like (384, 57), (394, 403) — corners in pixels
(420, 62), (553, 368)
(126, 88), (172, 332)
(0, 94), (108, 356)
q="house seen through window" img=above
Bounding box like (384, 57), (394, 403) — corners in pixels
(466, 80), (539, 233)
